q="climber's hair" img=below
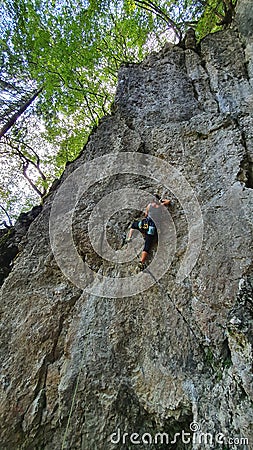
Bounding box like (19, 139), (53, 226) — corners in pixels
(153, 193), (161, 203)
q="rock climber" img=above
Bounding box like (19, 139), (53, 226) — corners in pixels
(127, 194), (171, 270)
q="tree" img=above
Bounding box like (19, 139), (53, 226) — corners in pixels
(0, 0), (237, 224)
(0, 204), (13, 228)
(0, 87), (43, 139)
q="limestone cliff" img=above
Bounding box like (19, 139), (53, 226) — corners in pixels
(1, 1), (253, 449)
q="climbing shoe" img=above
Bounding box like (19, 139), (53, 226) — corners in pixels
(138, 262), (145, 271)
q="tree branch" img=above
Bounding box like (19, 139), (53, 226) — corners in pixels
(22, 161), (44, 198)
(134, 0), (182, 40)
(0, 204), (13, 227)
(3, 137), (47, 197)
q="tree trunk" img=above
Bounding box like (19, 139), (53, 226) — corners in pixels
(0, 87), (43, 139)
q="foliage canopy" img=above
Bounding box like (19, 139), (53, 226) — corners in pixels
(0, 0), (236, 223)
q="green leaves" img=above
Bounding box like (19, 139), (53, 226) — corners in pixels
(0, 0), (235, 221)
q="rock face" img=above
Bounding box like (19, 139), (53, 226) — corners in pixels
(0, 206), (42, 287)
(1, 1), (253, 449)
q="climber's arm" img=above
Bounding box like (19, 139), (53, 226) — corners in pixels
(144, 204), (150, 217)
(161, 198), (171, 206)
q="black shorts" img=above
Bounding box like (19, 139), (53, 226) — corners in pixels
(143, 233), (157, 253)
(131, 221), (157, 253)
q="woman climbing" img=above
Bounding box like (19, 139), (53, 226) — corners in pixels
(127, 194), (171, 270)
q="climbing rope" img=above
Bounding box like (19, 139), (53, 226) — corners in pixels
(144, 267), (200, 340)
(144, 265), (216, 370)
(61, 339), (86, 450)
(61, 239), (209, 449)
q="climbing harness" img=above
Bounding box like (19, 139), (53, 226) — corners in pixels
(138, 217), (156, 235)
